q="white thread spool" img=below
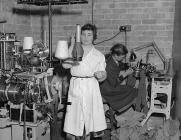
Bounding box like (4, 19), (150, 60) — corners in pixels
(23, 37), (34, 54)
(55, 40), (69, 59)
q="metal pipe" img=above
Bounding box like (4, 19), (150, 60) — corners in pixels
(133, 42), (153, 52)
(152, 41), (166, 64)
(48, 0), (52, 67)
(91, 0), (94, 24)
(3, 41), (6, 70)
(0, 42), (3, 69)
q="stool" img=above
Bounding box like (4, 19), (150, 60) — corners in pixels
(102, 97), (136, 130)
(141, 75), (172, 126)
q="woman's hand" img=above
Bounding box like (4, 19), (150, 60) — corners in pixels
(62, 58), (80, 69)
(119, 68), (134, 78)
(62, 62), (73, 69)
(129, 58), (140, 68)
(94, 71), (107, 82)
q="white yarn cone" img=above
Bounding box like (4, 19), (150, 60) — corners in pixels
(23, 37), (34, 53)
(55, 40), (69, 59)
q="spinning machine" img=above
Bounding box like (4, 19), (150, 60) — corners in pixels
(0, 35), (55, 140)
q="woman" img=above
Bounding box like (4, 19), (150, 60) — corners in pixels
(63, 23), (107, 140)
(100, 43), (138, 111)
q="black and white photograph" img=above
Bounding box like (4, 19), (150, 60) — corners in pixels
(0, 0), (181, 140)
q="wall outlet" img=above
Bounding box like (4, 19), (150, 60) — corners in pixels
(119, 25), (131, 32)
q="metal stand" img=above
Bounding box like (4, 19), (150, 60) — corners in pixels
(141, 75), (173, 126)
(23, 93), (27, 140)
(22, 81), (30, 140)
(48, 0), (53, 67)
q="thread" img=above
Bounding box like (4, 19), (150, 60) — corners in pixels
(55, 40), (69, 59)
(23, 37), (34, 54)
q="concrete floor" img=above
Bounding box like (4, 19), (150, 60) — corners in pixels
(50, 120), (111, 140)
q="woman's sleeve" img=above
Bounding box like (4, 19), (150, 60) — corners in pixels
(96, 55), (106, 72)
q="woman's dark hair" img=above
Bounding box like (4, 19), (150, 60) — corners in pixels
(81, 23), (97, 40)
(110, 43), (128, 56)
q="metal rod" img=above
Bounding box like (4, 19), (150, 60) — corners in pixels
(133, 42), (153, 52)
(23, 101), (26, 140)
(125, 30), (127, 47)
(91, 0), (94, 24)
(23, 84), (28, 140)
(3, 41), (6, 70)
(0, 20), (6, 23)
(152, 41), (166, 63)
(0, 42), (3, 69)
(48, 0), (53, 67)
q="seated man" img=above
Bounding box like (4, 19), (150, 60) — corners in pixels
(100, 43), (139, 128)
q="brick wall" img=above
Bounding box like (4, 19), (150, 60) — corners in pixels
(0, 0), (175, 69)
(0, 0), (32, 39)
